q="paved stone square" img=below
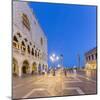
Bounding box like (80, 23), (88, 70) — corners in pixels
(13, 70), (97, 99)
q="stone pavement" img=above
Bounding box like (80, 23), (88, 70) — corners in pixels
(13, 70), (97, 99)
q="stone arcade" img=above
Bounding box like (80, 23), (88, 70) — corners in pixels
(13, 1), (48, 77)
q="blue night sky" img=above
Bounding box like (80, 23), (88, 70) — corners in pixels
(28, 2), (97, 68)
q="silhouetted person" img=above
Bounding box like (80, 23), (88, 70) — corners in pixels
(64, 68), (67, 76)
(53, 68), (56, 76)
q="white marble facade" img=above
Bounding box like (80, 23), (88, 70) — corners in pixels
(13, 1), (48, 77)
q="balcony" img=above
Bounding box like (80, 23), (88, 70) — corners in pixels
(13, 41), (19, 49)
(13, 41), (20, 54)
(21, 46), (26, 55)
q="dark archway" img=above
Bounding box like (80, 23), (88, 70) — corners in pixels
(22, 60), (29, 75)
(13, 58), (18, 76)
(22, 66), (27, 74)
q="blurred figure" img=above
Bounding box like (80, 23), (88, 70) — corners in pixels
(64, 68), (67, 76)
(53, 68), (56, 76)
(47, 69), (50, 74)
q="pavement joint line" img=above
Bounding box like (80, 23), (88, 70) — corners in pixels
(73, 76), (83, 82)
(13, 80), (34, 89)
(77, 74), (96, 83)
(64, 80), (82, 83)
(22, 88), (46, 98)
(64, 76), (82, 82)
(63, 87), (85, 95)
(76, 87), (85, 94)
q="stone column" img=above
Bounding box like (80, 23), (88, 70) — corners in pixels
(18, 62), (23, 77)
(18, 66), (22, 77)
(30, 63), (32, 75)
(36, 62), (39, 74)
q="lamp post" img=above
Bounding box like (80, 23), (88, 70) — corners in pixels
(77, 54), (80, 70)
(60, 54), (63, 68)
(50, 54), (59, 76)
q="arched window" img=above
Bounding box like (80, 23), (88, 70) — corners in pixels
(21, 41), (26, 51)
(24, 38), (28, 42)
(13, 36), (19, 48)
(17, 32), (22, 38)
(38, 52), (39, 57)
(40, 37), (43, 46)
(13, 36), (18, 42)
(31, 48), (34, 56)
(92, 54), (94, 60)
(22, 13), (30, 31)
(27, 45), (30, 54)
(35, 50), (37, 57)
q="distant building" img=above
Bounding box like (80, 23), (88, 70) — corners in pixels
(13, 1), (48, 77)
(85, 47), (97, 70)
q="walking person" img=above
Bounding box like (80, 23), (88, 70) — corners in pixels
(53, 68), (56, 76)
(64, 68), (67, 76)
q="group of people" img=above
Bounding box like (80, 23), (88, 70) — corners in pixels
(47, 68), (77, 76)
(63, 68), (77, 76)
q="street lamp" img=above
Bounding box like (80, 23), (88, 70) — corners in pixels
(50, 54), (59, 62)
(52, 54), (56, 58)
(60, 54), (63, 67)
(57, 64), (61, 68)
(56, 56), (59, 60)
(50, 56), (54, 62)
(50, 53), (59, 69)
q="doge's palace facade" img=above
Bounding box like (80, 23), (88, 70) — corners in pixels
(13, 1), (48, 77)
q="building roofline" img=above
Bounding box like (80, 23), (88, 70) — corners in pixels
(85, 47), (97, 55)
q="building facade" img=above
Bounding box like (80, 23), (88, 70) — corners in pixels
(85, 47), (97, 70)
(13, 1), (48, 77)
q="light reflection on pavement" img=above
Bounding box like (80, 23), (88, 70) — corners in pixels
(13, 69), (97, 99)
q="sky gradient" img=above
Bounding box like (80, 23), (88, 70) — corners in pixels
(28, 2), (97, 68)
